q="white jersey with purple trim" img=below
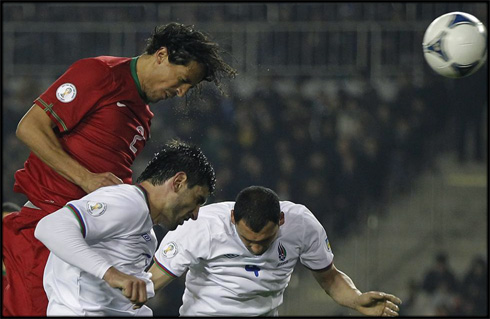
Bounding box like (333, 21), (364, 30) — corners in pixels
(43, 184), (157, 316)
(154, 201), (334, 316)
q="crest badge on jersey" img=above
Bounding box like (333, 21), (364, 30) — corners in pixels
(56, 83), (77, 103)
(161, 242), (178, 258)
(278, 242), (287, 261)
(325, 237), (332, 252)
(87, 201), (107, 217)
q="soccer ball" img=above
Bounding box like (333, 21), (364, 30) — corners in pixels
(422, 12), (487, 78)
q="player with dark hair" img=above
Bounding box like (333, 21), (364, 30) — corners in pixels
(34, 140), (215, 316)
(149, 186), (402, 316)
(144, 22), (237, 93)
(3, 22), (235, 316)
(232, 185), (281, 233)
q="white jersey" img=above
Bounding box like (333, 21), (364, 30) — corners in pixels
(43, 184), (157, 316)
(154, 201), (334, 316)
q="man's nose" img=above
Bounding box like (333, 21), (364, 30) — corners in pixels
(191, 206), (200, 220)
(250, 244), (264, 255)
(177, 84), (192, 97)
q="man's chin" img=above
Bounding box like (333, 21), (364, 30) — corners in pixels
(158, 221), (178, 231)
(148, 98), (161, 104)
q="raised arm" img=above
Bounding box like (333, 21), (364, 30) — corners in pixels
(16, 104), (123, 193)
(311, 263), (402, 316)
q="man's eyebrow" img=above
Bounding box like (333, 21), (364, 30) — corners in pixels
(240, 234), (275, 244)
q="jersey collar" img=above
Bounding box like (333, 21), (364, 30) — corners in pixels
(135, 184), (151, 213)
(130, 56), (150, 104)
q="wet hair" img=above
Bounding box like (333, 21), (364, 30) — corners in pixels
(144, 22), (237, 93)
(233, 186), (280, 232)
(136, 140), (216, 194)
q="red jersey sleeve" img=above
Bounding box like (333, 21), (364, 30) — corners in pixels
(34, 58), (115, 133)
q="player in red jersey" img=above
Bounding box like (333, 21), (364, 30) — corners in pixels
(2, 22), (237, 317)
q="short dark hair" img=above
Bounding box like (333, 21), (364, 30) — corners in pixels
(233, 186), (280, 232)
(136, 140), (216, 194)
(145, 22), (237, 92)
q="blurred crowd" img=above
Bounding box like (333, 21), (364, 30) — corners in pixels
(3, 66), (487, 239)
(142, 69), (487, 236)
(402, 252), (488, 316)
(3, 2), (487, 24)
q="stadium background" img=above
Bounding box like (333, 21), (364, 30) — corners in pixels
(2, 2), (487, 316)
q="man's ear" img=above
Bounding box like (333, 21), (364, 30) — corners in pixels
(156, 47), (169, 64)
(231, 210), (235, 225)
(279, 211), (285, 226)
(172, 172), (187, 192)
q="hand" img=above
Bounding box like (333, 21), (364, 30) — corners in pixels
(103, 266), (148, 308)
(355, 291), (402, 317)
(80, 172), (123, 193)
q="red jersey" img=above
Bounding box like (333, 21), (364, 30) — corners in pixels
(14, 56), (154, 213)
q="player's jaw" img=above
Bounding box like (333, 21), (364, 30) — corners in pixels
(162, 184), (208, 230)
(146, 89), (177, 103)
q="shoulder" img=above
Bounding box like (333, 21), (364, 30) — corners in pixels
(68, 57), (121, 84)
(176, 202), (234, 234)
(70, 57), (111, 72)
(280, 201), (322, 228)
(200, 201), (235, 215)
(280, 201), (312, 217)
(200, 202), (234, 224)
(280, 200), (307, 211)
(81, 184), (148, 216)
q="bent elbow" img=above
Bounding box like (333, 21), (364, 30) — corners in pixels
(15, 120), (28, 143)
(16, 103), (55, 145)
(15, 118), (38, 146)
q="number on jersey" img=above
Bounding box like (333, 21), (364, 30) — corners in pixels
(245, 265), (261, 277)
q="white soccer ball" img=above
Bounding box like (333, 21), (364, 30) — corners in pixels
(422, 11), (487, 78)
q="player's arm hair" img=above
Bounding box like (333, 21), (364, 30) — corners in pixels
(16, 104), (121, 193)
(310, 263), (362, 310)
(148, 263), (177, 291)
